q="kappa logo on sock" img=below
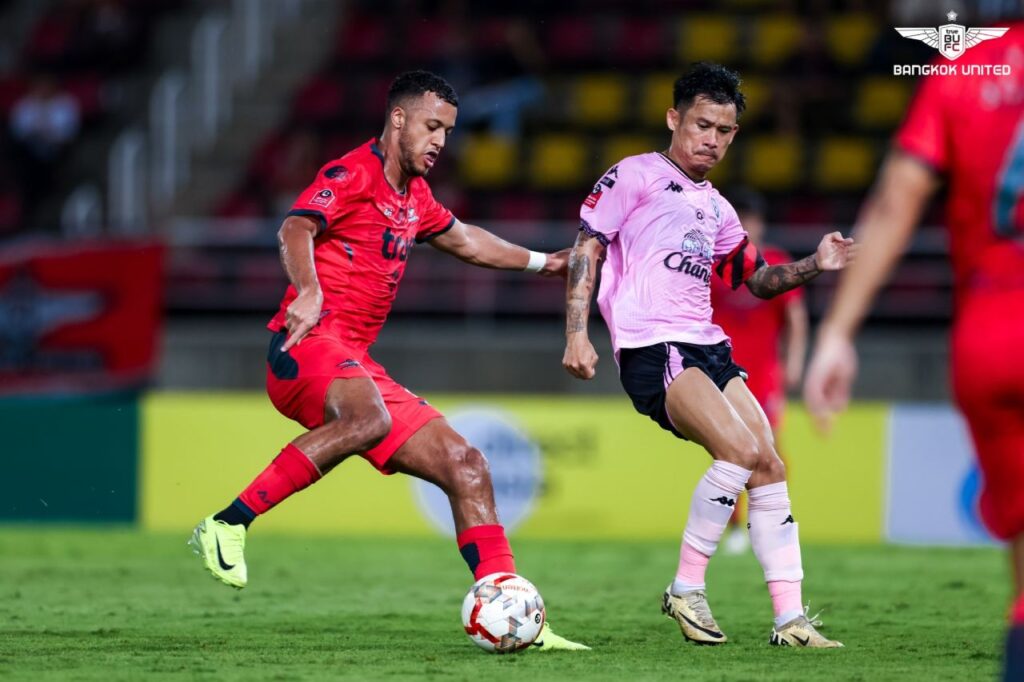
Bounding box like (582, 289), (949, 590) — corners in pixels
(710, 496), (736, 507)
(780, 515), (795, 525)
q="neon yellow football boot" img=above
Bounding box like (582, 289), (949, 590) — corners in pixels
(187, 515), (248, 589)
(530, 622), (591, 651)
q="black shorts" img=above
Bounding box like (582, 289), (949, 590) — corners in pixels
(618, 341), (747, 439)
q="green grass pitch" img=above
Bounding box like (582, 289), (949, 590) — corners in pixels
(0, 529), (1008, 681)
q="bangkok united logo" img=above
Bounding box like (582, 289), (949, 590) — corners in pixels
(896, 11), (1008, 61)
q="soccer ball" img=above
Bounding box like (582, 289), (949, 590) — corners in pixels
(461, 573), (545, 653)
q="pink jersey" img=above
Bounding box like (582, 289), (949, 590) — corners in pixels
(580, 152), (752, 356)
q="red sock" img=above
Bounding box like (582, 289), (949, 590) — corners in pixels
(457, 524), (516, 580)
(1013, 593), (1024, 626)
(238, 444), (322, 515)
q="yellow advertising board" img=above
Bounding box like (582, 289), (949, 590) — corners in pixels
(142, 393), (885, 541)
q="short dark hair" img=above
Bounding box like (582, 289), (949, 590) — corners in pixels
(386, 70), (459, 112)
(728, 187), (766, 217)
(672, 62), (746, 116)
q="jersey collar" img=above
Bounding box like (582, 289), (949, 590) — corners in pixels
(369, 138), (407, 196)
(657, 151), (709, 187)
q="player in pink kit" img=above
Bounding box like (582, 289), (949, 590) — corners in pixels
(563, 62), (853, 647)
(804, 23), (1024, 680)
(187, 71), (586, 651)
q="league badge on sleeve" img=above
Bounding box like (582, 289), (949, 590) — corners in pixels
(310, 189), (336, 208)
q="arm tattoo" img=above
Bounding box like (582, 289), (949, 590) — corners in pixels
(745, 254), (820, 299)
(566, 234), (601, 335)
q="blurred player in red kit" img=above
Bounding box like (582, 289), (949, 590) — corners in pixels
(803, 23), (1024, 681)
(710, 189), (807, 554)
(187, 70), (586, 650)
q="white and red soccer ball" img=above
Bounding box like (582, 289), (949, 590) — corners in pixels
(461, 573), (545, 653)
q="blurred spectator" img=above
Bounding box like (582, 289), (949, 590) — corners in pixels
(9, 74), (81, 208)
(427, 10), (546, 138)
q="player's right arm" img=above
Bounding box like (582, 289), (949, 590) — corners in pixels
(563, 158), (637, 379)
(562, 230), (605, 380)
(278, 215), (323, 351)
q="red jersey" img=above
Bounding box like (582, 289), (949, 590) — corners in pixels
(895, 24), (1024, 300)
(711, 245), (802, 375)
(267, 139), (455, 348)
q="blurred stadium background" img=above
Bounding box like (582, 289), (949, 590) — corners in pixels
(0, 0), (1011, 678)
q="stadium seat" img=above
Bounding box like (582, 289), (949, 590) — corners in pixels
(612, 18), (667, 66)
(677, 15), (739, 64)
(572, 73), (629, 127)
(491, 191), (548, 221)
(742, 135), (802, 190)
(749, 15), (802, 67)
(403, 18), (455, 61)
(826, 14), (878, 68)
(600, 135), (658, 175)
(544, 16), (598, 65)
(459, 134), (519, 188)
(335, 14), (390, 62)
(291, 74), (345, 126)
(65, 73), (104, 122)
(855, 77), (912, 129)
(815, 137), (878, 190)
(638, 72), (676, 126)
(528, 134), (589, 189)
(0, 76), (28, 117)
(738, 75), (768, 122)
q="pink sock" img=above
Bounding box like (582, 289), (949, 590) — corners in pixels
(672, 461), (752, 595)
(768, 580), (803, 621)
(749, 482), (804, 625)
(673, 542), (711, 593)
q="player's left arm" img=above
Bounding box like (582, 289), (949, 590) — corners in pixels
(744, 232), (855, 299)
(427, 219), (568, 277)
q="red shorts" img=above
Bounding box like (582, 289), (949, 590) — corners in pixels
(265, 328), (442, 473)
(951, 290), (1024, 540)
(744, 361), (784, 429)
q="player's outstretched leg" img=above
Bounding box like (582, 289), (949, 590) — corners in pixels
(188, 377), (390, 589)
(389, 419), (590, 651)
(664, 460), (751, 644)
(721, 379), (842, 648)
(662, 368), (765, 645)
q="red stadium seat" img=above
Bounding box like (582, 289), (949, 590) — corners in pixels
(544, 16), (598, 64)
(0, 76), (28, 117)
(335, 14), (390, 62)
(403, 18), (455, 61)
(291, 74), (346, 125)
(612, 18), (667, 66)
(65, 73), (104, 121)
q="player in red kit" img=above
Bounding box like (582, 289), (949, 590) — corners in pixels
(803, 25), (1024, 680)
(710, 189), (807, 554)
(187, 71), (586, 651)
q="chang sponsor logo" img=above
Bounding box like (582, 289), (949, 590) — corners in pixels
(663, 229), (713, 283)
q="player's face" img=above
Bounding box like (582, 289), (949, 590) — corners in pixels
(395, 92), (457, 177)
(667, 96), (739, 178)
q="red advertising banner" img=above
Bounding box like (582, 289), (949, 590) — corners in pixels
(0, 240), (164, 394)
